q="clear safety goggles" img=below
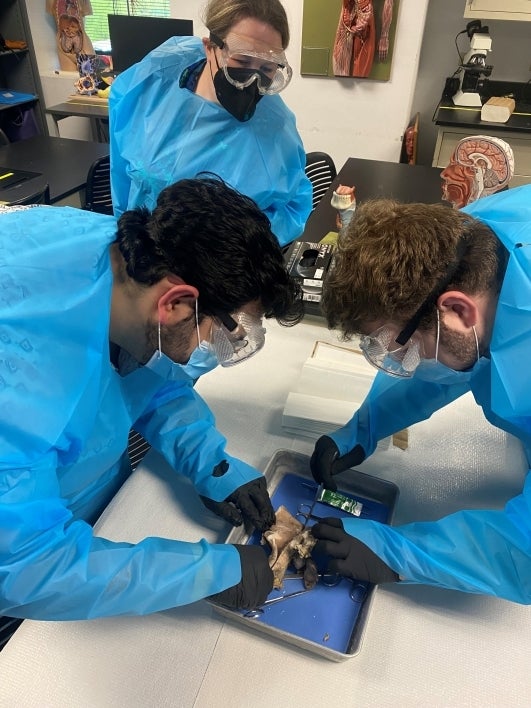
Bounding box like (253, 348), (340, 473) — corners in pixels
(359, 324), (425, 378)
(211, 310), (266, 367)
(210, 33), (292, 95)
(359, 236), (469, 378)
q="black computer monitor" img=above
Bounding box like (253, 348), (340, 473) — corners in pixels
(108, 15), (194, 73)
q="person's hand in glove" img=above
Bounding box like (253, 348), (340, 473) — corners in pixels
(200, 472), (275, 532)
(208, 544), (273, 609)
(311, 517), (399, 584)
(310, 435), (365, 491)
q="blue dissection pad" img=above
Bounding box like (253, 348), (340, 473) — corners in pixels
(243, 473), (391, 654)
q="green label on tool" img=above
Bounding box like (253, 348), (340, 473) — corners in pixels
(318, 488), (363, 516)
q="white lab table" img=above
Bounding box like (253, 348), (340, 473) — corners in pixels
(1, 318), (530, 708)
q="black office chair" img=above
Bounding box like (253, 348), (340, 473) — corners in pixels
(0, 616), (23, 652)
(0, 183), (50, 206)
(86, 155), (149, 467)
(305, 151), (337, 211)
(84, 154), (113, 215)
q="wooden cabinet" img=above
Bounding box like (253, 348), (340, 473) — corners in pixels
(0, 0), (47, 139)
(464, 1), (531, 21)
(433, 126), (531, 187)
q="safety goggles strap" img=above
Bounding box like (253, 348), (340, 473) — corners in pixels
(395, 236), (468, 346)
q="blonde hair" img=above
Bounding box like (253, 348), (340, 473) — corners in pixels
(202, 0), (290, 48)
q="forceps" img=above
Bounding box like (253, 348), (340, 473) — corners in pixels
(295, 501), (325, 525)
(295, 481), (324, 529)
(243, 588), (311, 618)
(243, 578), (368, 619)
(283, 572), (369, 603)
(283, 571), (338, 584)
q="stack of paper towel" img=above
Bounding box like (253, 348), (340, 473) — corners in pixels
(282, 340), (376, 437)
(480, 96), (515, 123)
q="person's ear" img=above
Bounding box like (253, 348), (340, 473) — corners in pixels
(157, 283), (199, 325)
(437, 291), (478, 330)
(202, 36), (214, 55)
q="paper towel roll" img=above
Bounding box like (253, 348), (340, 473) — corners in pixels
(481, 97), (515, 123)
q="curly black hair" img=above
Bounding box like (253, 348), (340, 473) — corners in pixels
(115, 175), (303, 325)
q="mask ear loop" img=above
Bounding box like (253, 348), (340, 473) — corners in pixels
(210, 47), (219, 76)
(195, 299), (202, 347)
(472, 325), (480, 363)
(157, 320), (162, 359)
(435, 307), (441, 361)
(435, 309), (440, 362)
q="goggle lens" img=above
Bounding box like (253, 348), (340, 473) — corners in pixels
(359, 325), (423, 378)
(212, 312), (266, 367)
(212, 33), (292, 95)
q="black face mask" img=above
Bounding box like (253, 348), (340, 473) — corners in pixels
(211, 58), (263, 122)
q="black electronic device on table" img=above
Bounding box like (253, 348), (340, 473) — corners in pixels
(0, 167), (42, 191)
(107, 15), (194, 74)
(284, 239), (335, 318)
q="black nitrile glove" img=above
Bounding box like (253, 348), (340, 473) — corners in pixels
(310, 435), (365, 491)
(208, 544), (274, 609)
(200, 475), (275, 532)
(311, 517), (399, 584)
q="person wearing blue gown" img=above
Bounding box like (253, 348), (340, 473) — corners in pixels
(109, 0), (312, 247)
(0, 176), (304, 620)
(310, 185), (531, 604)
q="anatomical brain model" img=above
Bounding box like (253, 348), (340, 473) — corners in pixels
(440, 135), (515, 209)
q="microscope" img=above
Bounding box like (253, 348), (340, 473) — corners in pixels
(452, 20), (493, 107)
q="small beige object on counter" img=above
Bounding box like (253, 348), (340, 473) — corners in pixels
(481, 96), (515, 123)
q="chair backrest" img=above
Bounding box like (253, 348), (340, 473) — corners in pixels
(0, 183), (50, 206)
(305, 151), (337, 211)
(84, 154), (113, 215)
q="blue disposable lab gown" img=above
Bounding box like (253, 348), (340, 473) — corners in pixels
(109, 36), (312, 246)
(0, 206), (262, 620)
(326, 185), (531, 603)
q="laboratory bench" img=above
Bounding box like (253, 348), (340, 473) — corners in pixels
(0, 317), (530, 708)
(302, 157), (444, 242)
(46, 99), (109, 143)
(293, 156), (443, 317)
(432, 80), (531, 186)
(0, 135), (109, 206)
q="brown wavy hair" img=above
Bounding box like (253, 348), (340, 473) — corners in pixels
(323, 199), (507, 339)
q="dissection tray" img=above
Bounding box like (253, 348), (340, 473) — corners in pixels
(209, 449), (399, 661)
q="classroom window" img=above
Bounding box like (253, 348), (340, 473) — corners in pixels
(85, 1), (170, 44)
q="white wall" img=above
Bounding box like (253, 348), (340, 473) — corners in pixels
(171, 0), (429, 169)
(412, 0), (531, 166)
(22, 1), (531, 168)
(25, 0), (93, 139)
(25, 0), (429, 165)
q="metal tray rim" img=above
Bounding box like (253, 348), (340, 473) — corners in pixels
(210, 448), (399, 661)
